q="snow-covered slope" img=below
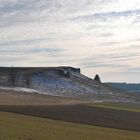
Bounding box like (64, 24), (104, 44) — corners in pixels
(28, 71), (139, 103)
(30, 72), (99, 97)
(0, 86), (39, 93)
(0, 66), (139, 103)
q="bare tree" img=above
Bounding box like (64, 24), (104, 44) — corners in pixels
(10, 67), (15, 87)
(26, 74), (30, 88)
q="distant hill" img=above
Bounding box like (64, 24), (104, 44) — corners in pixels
(0, 66), (140, 103)
(107, 83), (140, 93)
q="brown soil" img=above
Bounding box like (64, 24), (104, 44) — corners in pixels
(0, 105), (140, 132)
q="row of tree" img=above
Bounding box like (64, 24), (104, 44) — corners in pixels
(9, 67), (30, 88)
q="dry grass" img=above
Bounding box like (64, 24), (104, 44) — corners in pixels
(89, 102), (140, 112)
(0, 89), (88, 105)
(0, 111), (140, 140)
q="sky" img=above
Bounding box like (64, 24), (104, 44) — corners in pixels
(0, 0), (140, 83)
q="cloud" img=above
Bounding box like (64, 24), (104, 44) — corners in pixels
(0, 0), (140, 82)
(72, 9), (140, 23)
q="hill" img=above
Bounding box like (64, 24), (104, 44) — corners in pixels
(0, 66), (139, 103)
(107, 83), (140, 93)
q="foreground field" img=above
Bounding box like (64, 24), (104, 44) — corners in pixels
(0, 111), (140, 140)
(0, 89), (140, 139)
(0, 104), (140, 131)
(89, 102), (140, 112)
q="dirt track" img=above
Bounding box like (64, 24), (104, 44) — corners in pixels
(0, 105), (140, 132)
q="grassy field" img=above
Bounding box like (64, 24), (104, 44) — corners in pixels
(0, 104), (140, 131)
(0, 111), (140, 140)
(0, 90), (140, 139)
(89, 102), (140, 112)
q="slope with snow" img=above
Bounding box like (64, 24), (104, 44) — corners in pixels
(0, 66), (139, 103)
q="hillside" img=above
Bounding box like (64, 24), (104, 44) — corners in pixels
(107, 83), (140, 93)
(0, 66), (140, 103)
(0, 89), (89, 106)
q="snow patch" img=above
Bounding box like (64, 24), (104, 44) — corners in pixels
(0, 86), (40, 94)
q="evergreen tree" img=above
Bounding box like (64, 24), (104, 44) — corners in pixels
(94, 74), (101, 82)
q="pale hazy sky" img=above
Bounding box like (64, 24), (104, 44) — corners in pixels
(0, 0), (140, 83)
